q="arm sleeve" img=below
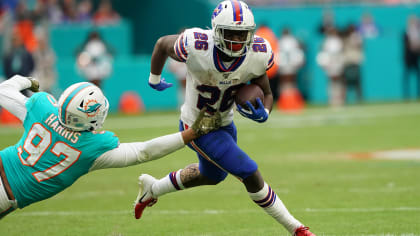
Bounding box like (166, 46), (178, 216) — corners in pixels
(264, 39), (275, 71)
(0, 75), (32, 121)
(173, 32), (189, 62)
(266, 51), (275, 71)
(89, 132), (185, 171)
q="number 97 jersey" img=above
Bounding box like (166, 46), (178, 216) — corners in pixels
(174, 28), (275, 127)
(0, 92), (119, 208)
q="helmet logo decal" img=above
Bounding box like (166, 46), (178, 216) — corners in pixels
(212, 3), (223, 19)
(77, 99), (102, 117)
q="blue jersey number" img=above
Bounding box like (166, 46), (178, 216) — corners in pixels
(194, 32), (209, 51)
(196, 84), (243, 113)
(252, 37), (267, 53)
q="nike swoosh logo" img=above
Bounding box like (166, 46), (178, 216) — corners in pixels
(240, 109), (253, 115)
(139, 193), (147, 203)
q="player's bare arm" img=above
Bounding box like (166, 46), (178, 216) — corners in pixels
(150, 35), (181, 75)
(250, 73), (274, 113)
(148, 35), (180, 91)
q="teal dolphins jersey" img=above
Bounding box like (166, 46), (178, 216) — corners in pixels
(0, 92), (119, 208)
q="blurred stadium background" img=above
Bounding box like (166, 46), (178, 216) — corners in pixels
(1, 0), (420, 235)
(0, 0), (419, 110)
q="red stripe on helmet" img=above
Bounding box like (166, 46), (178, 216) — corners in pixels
(231, 0), (242, 22)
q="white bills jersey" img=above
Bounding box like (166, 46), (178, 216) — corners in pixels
(174, 28), (274, 126)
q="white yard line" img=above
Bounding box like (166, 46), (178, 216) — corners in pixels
(348, 187), (415, 193)
(11, 206), (420, 217)
(53, 190), (126, 199)
(372, 150), (420, 160)
(2, 103), (420, 132)
(88, 105), (420, 130)
(58, 103), (413, 131)
(351, 149), (420, 160)
(302, 207), (420, 212)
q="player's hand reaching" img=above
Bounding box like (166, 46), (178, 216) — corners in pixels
(148, 78), (173, 91)
(236, 98), (268, 123)
(191, 108), (222, 136)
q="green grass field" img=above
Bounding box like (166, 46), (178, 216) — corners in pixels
(1, 103), (420, 236)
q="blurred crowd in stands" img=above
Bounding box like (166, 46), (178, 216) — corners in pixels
(316, 11), (420, 107)
(0, 0), (120, 26)
(316, 11), (367, 107)
(246, 0), (420, 6)
(403, 14), (420, 99)
(249, 11), (418, 109)
(0, 0), (420, 111)
(0, 0), (118, 92)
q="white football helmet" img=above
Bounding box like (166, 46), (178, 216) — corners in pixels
(211, 0), (256, 57)
(58, 82), (109, 131)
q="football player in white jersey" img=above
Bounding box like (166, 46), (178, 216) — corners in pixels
(134, 1), (315, 235)
(0, 75), (220, 219)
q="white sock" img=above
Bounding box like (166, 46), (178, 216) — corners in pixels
(152, 170), (185, 197)
(248, 182), (302, 233)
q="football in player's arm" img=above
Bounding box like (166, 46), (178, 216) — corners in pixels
(0, 75), (221, 219)
(134, 1), (315, 236)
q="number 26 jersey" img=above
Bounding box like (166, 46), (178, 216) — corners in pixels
(174, 28), (274, 127)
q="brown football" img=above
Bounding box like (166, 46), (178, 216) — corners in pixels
(234, 84), (264, 109)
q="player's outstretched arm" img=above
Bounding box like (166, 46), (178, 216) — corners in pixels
(0, 75), (39, 122)
(148, 35), (180, 91)
(89, 110), (222, 170)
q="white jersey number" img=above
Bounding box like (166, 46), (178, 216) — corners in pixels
(18, 123), (81, 182)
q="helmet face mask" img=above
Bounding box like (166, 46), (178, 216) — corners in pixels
(212, 0), (256, 57)
(58, 82), (109, 132)
(217, 27), (254, 55)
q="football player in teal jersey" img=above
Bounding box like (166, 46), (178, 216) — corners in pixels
(0, 75), (221, 219)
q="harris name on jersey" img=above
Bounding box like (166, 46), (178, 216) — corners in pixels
(44, 113), (81, 143)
